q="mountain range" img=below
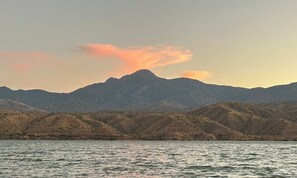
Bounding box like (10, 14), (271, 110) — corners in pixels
(1, 69), (297, 112)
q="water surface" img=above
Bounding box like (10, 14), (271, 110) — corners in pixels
(0, 141), (296, 177)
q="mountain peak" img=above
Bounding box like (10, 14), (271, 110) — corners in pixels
(121, 69), (158, 80)
(132, 69), (156, 77)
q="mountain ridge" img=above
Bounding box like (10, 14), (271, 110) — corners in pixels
(1, 69), (297, 112)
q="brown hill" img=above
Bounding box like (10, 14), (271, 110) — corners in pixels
(0, 111), (245, 140)
(1, 102), (297, 140)
(190, 102), (297, 140)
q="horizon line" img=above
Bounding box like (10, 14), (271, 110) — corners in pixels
(1, 69), (296, 93)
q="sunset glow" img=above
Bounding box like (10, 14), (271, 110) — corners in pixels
(181, 70), (212, 80)
(0, 1), (297, 92)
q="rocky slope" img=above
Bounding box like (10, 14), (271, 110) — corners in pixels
(0, 99), (43, 112)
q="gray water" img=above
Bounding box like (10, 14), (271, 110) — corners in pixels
(0, 141), (296, 177)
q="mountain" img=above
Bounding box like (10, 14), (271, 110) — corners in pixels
(0, 99), (43, 112)
(1, 102), (297, 140)
(1, 69), (297, 112)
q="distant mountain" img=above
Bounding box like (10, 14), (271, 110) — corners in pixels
(1, 102), (297, 140)
(0, 99), (43, 112)
(1, 69), (297, 112)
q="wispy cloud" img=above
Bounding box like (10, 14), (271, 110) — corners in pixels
(82, 44), (192, 74)
(0, 51), (49, 73)
(181, 70), (213, 80)
(0, 51), (49, 59)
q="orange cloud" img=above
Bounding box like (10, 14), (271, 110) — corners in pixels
(82, 44), (192, 73)
(181, 70), (212, 80)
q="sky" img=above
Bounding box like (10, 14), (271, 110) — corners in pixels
(0, 0), (297, 92)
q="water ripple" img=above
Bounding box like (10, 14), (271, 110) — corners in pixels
(0, 141), (296, 177)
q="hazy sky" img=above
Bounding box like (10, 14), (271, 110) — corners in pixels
(1, 0), (297, 92)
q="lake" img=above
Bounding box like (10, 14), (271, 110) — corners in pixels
(0, 141), (296, 177)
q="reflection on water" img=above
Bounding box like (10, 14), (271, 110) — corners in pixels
(0, 141), (296, 177)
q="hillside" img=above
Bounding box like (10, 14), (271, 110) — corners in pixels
(190, 102), (297, 140)
(0, 99), (43, 112)
(1, 102), (297, 140)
